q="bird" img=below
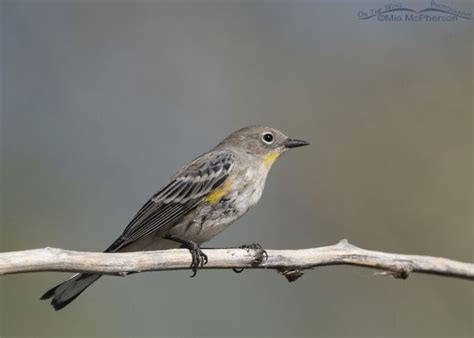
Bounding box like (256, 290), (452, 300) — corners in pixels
(41, 125), (309, 310)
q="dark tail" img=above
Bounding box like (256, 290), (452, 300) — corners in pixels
(40, 273), (102, 310)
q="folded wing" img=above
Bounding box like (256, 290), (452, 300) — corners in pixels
(105, 150), (235, 252)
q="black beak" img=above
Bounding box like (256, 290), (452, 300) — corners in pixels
(283, 138), (310, 149)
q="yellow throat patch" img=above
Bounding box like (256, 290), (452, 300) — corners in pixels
(262, 151), (281, 168)
(205, 177), (233, 204)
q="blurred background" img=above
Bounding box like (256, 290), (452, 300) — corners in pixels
(1, 0), (472, 337)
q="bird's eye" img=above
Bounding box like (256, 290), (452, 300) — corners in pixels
(262, 132), (274, 144)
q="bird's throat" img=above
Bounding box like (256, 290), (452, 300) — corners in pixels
(262, 151), (281, 168)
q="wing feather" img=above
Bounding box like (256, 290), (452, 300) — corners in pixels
(106, 150), (235, 252)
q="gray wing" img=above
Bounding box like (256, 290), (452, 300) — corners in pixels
(105, 150), (235, 252)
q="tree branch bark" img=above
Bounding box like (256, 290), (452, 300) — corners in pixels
(0, 240), (472, 282)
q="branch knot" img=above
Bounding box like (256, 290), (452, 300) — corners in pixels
(279, 268), (304, 282)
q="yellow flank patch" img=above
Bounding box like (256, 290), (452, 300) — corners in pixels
(263, 151), (281, 167)
(205, 177), (233, 204)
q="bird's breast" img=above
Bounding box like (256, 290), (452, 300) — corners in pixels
(172, 163), (270, 244)
(224, 165), (268, 215)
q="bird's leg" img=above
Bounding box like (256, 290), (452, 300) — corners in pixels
(165, 235), (208, 277)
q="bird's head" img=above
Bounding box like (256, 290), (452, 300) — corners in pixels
(220, 126), (309, 167)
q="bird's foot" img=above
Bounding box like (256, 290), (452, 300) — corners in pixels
(239, 243), (268, 261)
(187, 242), (208, 277)
(165, 235), (208, 277)
(232, 243), (268, 273)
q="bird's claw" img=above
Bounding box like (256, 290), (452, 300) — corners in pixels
(232, 243), (268, 272)
(239, 243), (268, 261)
(166, 235), (209, 277)
(188, 243), (208, 277)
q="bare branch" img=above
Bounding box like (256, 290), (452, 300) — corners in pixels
(0, 240), (472, 281)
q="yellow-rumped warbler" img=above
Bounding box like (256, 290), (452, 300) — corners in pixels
(41, 126), (309, 310)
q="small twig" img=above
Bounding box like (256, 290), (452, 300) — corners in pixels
(0, 239), (472, 281)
